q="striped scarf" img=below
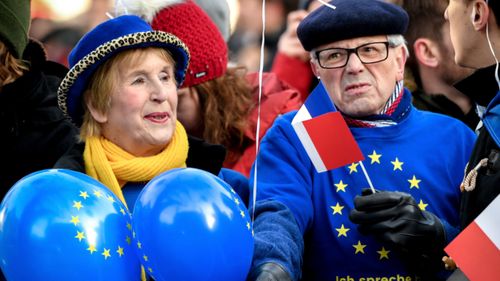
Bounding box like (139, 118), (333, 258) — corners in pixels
(344, 80), (411, 128)
(84, 121), (189, 209)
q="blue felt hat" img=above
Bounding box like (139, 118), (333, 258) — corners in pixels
(57, 15), (190, 126)
(297, 0), (409, 51)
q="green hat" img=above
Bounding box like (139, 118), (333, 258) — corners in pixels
(0, 0), (30, 58)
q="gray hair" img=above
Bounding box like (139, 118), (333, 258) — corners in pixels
(387, 34), (409, 59)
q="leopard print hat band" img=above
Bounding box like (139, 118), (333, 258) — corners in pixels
(57, 15), (190, 126)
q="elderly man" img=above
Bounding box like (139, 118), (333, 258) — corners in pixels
(247, 1), (476, 281)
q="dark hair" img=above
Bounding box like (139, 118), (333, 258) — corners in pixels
(403, 0), (449, 88)
(489, 0), (500, 25)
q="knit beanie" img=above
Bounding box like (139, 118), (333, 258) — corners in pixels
(118, 0), (228, 88)
(0, 0), (30, 58)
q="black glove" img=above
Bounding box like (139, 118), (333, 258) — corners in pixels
(247, 263), (292, 281)
(349, 189), (445, 256)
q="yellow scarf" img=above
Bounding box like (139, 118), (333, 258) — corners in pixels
(84, 121), (189, 208)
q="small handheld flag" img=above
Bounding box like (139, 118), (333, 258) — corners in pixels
(292, 82), (364, 172)
(445, 194), (500, 281)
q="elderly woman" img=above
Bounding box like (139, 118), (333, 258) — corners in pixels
(120, 0), (302, 178)
(55, 15), (244, 209)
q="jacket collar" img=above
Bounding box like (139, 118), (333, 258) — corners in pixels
(454, 64), (498, 107)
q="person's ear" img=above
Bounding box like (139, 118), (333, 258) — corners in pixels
(392, 45), (407, 81)
(310, 58), (320, 78)
(86, 96), (108, 123)
(413, 38), (439, 68)
(471, 1), (490, 30)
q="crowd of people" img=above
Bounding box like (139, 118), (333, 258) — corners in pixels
(1, 0), (499, 280)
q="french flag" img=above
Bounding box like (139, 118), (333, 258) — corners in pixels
(445, 194), (500, 281)
(292, 82), (364, 173)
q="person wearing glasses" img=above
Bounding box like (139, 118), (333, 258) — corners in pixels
(246, 1), (476, 281)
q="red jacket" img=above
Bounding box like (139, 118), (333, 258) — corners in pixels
(271, 52), (314, 103)
(223, 72), (302, 177)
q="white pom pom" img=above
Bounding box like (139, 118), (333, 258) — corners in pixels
(116, 0), (186, 23)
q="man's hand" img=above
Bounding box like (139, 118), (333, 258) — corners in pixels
(277, 10), (310, 61)
(349, 189), (445, 255)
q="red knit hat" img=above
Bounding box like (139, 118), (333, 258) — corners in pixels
(119, 0), (227, 88)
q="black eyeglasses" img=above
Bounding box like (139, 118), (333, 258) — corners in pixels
(315, 42), (390, 69)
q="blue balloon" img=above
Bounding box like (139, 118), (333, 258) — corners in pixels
(133, 168), (254, 281)
(0, 169), (141, 281)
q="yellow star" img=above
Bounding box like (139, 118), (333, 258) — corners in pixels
(137, 241), (142, 249)
(240, 210), (245, 218)
(87, 244), (97, 254)
(234, 198), (240, 205)
(418, 199), (428, 211)
(148, 267), (153, 273)
(335, 180), (348, 192)
(106, 195), (115, 202)
(408, 175), (421, 189)
(93, 190), (102, 198)
(391, 158), (404, 171)
(79, 191), (89, 199)
(72, 201), (83, 211)
(335, 224), (350, 237)
(353, 241), (367, 254)
(230, 188), (236, 194)
(75, 231), (86, 242)
(102, 248), (111, 260)
(377, 247), (390, 259)
(120, 208), (126, 215)
(330, 203), (344, 215)
(116, 246), (124, 257)
(368, 150), (382, 164)
(126, 222), (132, 231)
(348, 163), (359, 174)
(70, 216), (80, 226)
(125, 236), (131, 245)
(246, 222), (251, 230)
(143, 255), (149, 262)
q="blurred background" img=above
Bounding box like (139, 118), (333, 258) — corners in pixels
(30, 0), (299, 71)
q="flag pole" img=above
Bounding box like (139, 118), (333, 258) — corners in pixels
(358, 161), (376, 193)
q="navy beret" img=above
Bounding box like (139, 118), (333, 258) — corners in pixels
(297, 0), (409, 51)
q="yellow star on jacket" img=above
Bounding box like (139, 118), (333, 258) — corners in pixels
(353, 241), (367, 254)
(391, 158), (404, 171)
(330, 203), (344, 215)
(377, 247), (390, 260)
(368, 150), (382, 164)
(418, 199), (428, 211)
(335, 180), (348, 192)
(407, 175), (421, 189)
(336, 224), (350, 237)
(348, 163), (359, 174)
